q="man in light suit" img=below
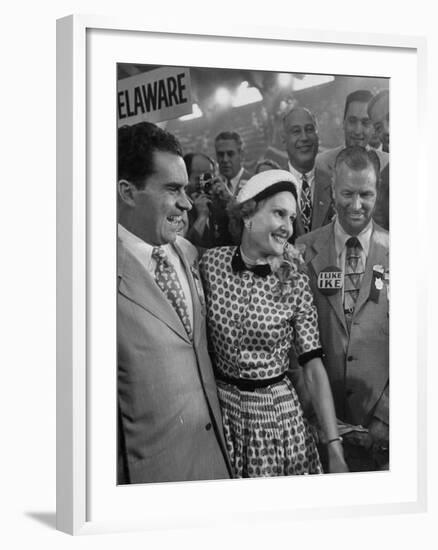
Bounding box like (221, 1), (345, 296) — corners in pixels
(281, 106), (335, 237)
(297, 146), (389, 472)
(117, 122), (231, 484)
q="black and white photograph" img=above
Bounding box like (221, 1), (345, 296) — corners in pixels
(116, 63), (390, 484)
(2, 0), (434, 544)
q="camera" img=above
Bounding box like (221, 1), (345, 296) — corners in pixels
(196, 172), (214, 195)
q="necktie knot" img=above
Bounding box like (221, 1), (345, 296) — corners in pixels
(346, 236), (360, 249)
(152, 246), (169, 265)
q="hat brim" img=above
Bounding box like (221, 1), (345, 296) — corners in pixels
(252, 180), (297, 203)
(235, 168), (298, 204)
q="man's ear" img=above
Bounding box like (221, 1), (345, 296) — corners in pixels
(118, 179), (137, 207)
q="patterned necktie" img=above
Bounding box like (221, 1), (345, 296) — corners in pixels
(152, 246), (193, 340)
(300, 174), (312, 232)
(343, 236), (364, 329)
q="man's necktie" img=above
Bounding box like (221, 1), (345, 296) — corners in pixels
(343, 236), (364, 329)
(152, 246), (193, 340)
(300, 174), (312, 233)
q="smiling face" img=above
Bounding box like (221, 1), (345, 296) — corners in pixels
(215, 138), (243, 180)
(282, 108), (319, 173)
(128, 151), (191, 245)
(343, 100), (373, 148)
(333, 162), (377, 236)
(242, 191), (297, 260)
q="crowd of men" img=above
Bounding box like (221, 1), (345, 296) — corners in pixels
(117, 88), (390, 482)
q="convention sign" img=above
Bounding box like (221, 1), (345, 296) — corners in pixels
(117, 66), (192, 125)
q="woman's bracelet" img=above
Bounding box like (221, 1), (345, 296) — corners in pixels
(327, 436), (343, 445)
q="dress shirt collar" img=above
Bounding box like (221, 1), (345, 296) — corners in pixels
(118, 223), (173, 272)
(334, 218), (373, 260)
(287, 161), (315, 195)
(228, 166), (245, 193)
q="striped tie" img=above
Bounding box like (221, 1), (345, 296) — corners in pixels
(300, 174), (312, 232)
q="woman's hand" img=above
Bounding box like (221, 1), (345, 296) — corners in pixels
(327, 440), (349, 473)
(301, 359), (349, 474)
(328, 453), (349, 473)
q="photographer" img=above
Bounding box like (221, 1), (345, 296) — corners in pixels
(183, 153), (235, 248)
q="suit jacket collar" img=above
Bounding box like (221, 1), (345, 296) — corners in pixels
(308, 223), (347, 331)
(173, 239), (205, 348)
(118, 237), (195, 344)
(312, 168), (332, 229)
(292, 167), (333, 236)
(307, 222), (388, 331)
(353, 225), (389, 315)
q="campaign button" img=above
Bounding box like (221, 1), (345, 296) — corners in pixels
(317, 266), (343, 296)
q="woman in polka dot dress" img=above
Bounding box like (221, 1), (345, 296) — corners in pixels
(199, 170), (348, 477)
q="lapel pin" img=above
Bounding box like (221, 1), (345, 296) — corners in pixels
(370, 265), (385, 302)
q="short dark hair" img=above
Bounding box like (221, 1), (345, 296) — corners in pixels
(215, 131), (243, 150)
(367, 89), (389, 118)
(183, 152), (215, 177)
(118, 122), (183, 189)
(343, 90), (374, 120)
(334, 146), (381, 186)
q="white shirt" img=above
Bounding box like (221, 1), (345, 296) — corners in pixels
(288, 162), (316, 203)
(118, 223), (194, 327)
(228, 167), (245, 195)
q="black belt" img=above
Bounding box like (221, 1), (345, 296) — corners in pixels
(215, 371), (286, 392)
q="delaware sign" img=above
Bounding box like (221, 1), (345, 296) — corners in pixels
(117, 67), (193, 126)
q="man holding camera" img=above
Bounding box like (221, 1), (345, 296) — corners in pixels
(183, 152), (235, 248)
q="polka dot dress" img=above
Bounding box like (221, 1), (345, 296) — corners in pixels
(200, 246), (323, 477)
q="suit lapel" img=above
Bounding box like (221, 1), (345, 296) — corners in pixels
(118, 239), (192, 343)
(173, 240), (204, 347)
(354, 226), (389, 316)
(309, 225), (347, 333)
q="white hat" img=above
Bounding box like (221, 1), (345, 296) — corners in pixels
(235, 169), (298, 204)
